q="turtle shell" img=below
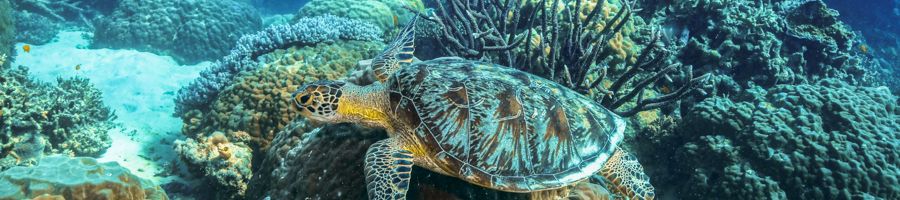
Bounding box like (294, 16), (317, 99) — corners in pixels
(386, 57), (625, 192)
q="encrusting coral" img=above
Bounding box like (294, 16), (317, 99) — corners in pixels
(634, 79), (900, 199)
(93, 0), (263, 64)
(0, 67), (116, 170)
(296, 0), (424, 33)
(0, 155), (168, 200)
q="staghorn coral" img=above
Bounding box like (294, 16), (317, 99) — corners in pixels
(0, 67), (115, 170)
(634, 79), (900, 199)
(174, 132), (253, 199)
(93, 0), (262, 64)
(174, 15), (382, 117)
(14, 11), (59, 45)
(296, 0), (424, 32)
(0, 155), (168, 200)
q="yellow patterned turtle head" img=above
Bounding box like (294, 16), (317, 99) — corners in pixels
(292, 80), (391, 129)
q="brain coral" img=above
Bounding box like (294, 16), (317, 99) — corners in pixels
(93, 0), (262, 64)
(665, 0), (877, 90)
(0, 67), (115, 170)
(0, 155), (168, 200)
(295, 0), (424, 32)
(635, 79), (900, 199)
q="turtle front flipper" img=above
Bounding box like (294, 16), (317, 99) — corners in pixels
(371, 15), (418, 83)
(600, 148), (656, 200)
(365, 138), (415, 200)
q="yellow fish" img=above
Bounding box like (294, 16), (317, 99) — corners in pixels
(393, 14), (400, 27)
(859, 44), (869, 54)
(22, 44), (30, 53)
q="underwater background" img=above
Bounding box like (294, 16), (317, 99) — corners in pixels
(0, 0), (897, 199)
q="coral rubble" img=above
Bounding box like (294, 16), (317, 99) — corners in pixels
(0, 155), (167, 200)
(635, 79), (900, 199)
(0, 67), (115, 170)
(93, 0), (263, 64)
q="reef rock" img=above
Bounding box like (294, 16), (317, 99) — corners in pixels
(636, 79), (900, 199)
(661, 0), (877, 90)
(0, 67), (115, 170)
(0, 0), (14, 69)
(93, 0), (262, 64)
(0, 155), (167, 200)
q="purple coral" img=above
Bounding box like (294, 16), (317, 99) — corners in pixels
(174, 15), (382, 116)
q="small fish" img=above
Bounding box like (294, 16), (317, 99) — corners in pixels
(393, 14), (400, 27)
(22, 45), (30, 53)
(858, 44), (869, 54)
(659, 85), (671, 94)
(75, 64), (81, 70)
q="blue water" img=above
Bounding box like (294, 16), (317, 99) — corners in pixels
(0, 0), (897, 200)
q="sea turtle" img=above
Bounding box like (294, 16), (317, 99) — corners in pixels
(291, 18), (655, 200)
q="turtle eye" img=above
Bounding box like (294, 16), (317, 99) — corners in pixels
(299, 95), (311, 104)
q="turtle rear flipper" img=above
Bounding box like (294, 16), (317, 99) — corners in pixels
(365, 138), (415, 200)
(601, 148), (655, 200)
(371, 15), (418, 83)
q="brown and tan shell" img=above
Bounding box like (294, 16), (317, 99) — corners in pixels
(386, 57), (625, 192)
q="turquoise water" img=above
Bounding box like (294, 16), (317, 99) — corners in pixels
(0, 0), (897, 199)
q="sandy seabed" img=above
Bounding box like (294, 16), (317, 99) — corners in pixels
(13, 31), (209, 185)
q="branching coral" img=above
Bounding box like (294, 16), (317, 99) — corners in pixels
(14, 11), (60, 45)
(174, 15), (382, 117)
(421, 0), (706, 116)
(0, 67), (115, 169)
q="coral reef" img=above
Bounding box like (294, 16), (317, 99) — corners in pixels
(295, 0), (424, 32)
(174, 15), (382, 117)
(0, 0), (14, 69)
(93, 0), (262, 64)
(661, 0), (876, 90)
(0, 67), (115, 170)
(634, 79), (900, 199)
(14, 11), (59, 45)
(175, 40), (383, 199)
(174, 132), (253, 199)
(0, 155), (168, 200)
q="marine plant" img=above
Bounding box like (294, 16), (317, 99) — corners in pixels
(421, 0), (707, 116)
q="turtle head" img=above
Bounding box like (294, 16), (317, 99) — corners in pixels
(291, 80), (391, 129)
(292, 80), (346, 123)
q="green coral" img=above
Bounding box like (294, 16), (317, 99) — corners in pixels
(0, 67), (115, 170)
(0, 0), (14, 69)
(0, 155), (168, 200)
(635, 79), (900, 199)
